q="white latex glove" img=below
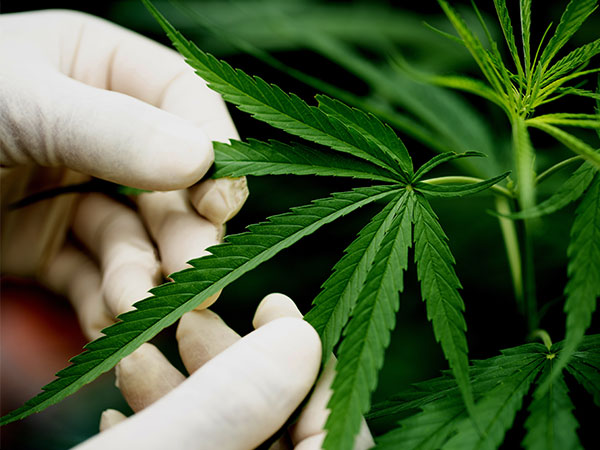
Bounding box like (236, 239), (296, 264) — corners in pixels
(74, 294), (373, 450)
(0, 10), (248, 318)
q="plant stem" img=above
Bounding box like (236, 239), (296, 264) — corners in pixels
(421, 176), (514, 198)
(536, 156), (583, 184)
(494, 197), (524, 309)
(520, 217), (539, 332)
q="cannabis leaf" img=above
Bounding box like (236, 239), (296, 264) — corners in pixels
(322, 192), (413, 449)
(0, 184), (400, 426)
(375, 342), (547, 449)
(374, 335), (600, 449)
(142, 0), (409, 181)
(304, 195), (409, 361)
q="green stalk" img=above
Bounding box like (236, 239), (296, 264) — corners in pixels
(495, 197), (524, 309)
(521, 217), (539, 332)
(536, 156), (583, 184)
(511, 117), (538, 331)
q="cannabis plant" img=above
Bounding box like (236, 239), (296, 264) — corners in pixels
(2, 1), (599, 449)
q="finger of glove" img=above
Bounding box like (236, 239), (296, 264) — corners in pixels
(99, 409), (127, 432)
(0, 67), (212, 191)
(290, 356), (374, 450)
(252, 294), (375, 449)
(176, 309), (241, 374)
(136, 190), (222, 309)
(72, 193), (161, 317)
(188, 177), (249, 226)
(39, 243), (113, 341)
(75, 318), (321, 450)
(1, 11), (220, 190)
(252, 293), (303, 328)
(292, 425), (374, 450)
(115, 343), (186, 413)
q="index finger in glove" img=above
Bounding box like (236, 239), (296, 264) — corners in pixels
(76, 317), (321, 450)
(0, 10), (235, 191)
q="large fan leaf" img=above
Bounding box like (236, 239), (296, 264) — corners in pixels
(0, 184), (401, 426)
(375, 342), (547, 449)
(212, 139), (400, 182)
(141, 0), (405, 179)
(524, 361), (582, 450)
(304, 191), (408, 360)
(412, 195), (475, 424)
(323, 192), (414, 450)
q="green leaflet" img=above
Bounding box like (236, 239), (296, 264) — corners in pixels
(323, 192), (414, 450)
(538, 174), (600, 395)
(520, 0), (532, 74)
(0, 184), (400, 426)
(565, 335), (600, 407)
(556, 86), (600, 100)
(304, 192), (408, 361)
(415, 172), (510, 198)
(505, 162), (597, 219)
(524, 361), (582, 450)
(212, 139), (400, 182)
(492, 0), (524, 82)
(141, 0), (405, 179)
(442, 355), (543, 449)
(374, 342), (547, 449)
(412, 195), (475, 426)
(538, 0), (599, 74)
(316, 95), (413, 177)
(428, 74), (507, 111)
(543, 39), (600, 86)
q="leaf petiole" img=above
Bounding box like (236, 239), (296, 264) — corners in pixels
(419, 175), (514, 198)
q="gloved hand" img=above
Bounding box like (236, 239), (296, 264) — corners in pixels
(75, 293), (374, 450)
(0, 10), (248, 322)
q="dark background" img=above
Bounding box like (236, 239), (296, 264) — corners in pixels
(1, 1), (598, 448)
